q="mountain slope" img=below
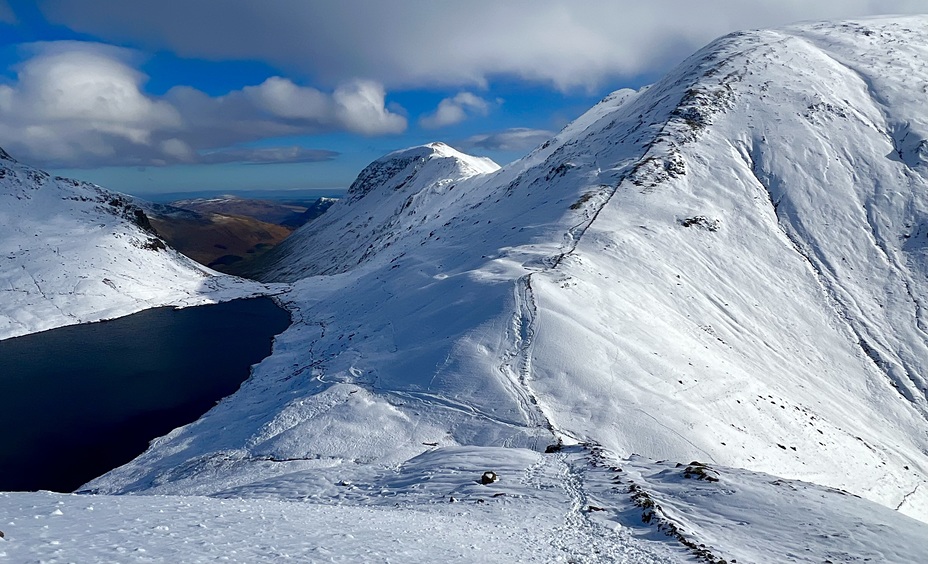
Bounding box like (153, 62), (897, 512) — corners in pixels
(0, 152), (272, 340)
(520, 18), (928, 518)
(84, 14), (928, 554)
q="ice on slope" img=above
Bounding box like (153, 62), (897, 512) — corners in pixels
(0, 152), (275, 340)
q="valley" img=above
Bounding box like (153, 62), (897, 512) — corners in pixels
(144, 194), (338, 276)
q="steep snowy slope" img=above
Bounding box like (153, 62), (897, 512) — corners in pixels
(0, 150), (272, 340)
(523, 17), (928, 519)
(81, 15), (928, 558)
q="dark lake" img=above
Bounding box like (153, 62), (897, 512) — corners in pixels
(0, 297), (291, 492)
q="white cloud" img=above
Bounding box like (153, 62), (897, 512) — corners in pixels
(37, 1), (928, 90)
(332, 80), (407, 135)
(243, 76), (331, 120)
(0, 42), (182, 166)
(419, 92), (492, 129)
(0, 42), (406, 167)
(236, 77), (406, 136)
(159, 138), (195, 162)
(458, 128), (556, 153)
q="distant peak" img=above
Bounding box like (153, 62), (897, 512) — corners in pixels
(346, 143), (499, 202)
(382, 143), (498, 170)
(0, 146), (16, 163)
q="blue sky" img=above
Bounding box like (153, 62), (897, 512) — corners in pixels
(0, 1), (924, 196)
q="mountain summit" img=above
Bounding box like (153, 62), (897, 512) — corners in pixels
(256, 141), (500, 279)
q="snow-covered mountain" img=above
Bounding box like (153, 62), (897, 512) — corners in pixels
(0, 151), (272, 340)
(257, 141), (501, 278)
(6, 15), (928, 563)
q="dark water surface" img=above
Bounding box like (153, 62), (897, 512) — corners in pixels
(0, 297), (291, 492)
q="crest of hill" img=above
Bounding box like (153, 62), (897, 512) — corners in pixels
(256, 142), (501, 279)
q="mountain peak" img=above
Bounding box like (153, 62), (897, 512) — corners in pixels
(346, 142), (498, 202)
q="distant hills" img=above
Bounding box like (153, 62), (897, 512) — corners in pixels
(142, 195), (337, 275)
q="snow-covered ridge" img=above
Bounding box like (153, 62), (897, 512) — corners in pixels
(347, 142), (499, 202)
(0, 152), (273, 340)
(87, 17), (928, 529)
(7, 446), (928, 563)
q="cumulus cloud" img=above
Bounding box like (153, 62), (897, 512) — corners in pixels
(332, 80), (407, 135)
(419, 92), (492, 129)
(459, 128), (556, 153)
(0, 42), (405, 167)
(37, 0), (928, 90)
(0, 42), (183, 166)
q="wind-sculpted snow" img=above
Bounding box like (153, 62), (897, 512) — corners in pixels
(45, 14), (928, 560)
(0, 155), (274, 340)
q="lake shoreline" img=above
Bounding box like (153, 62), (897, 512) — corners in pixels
(0, 297), (292, 493)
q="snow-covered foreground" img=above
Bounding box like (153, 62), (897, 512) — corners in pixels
(5, 447), (928, 563)
(0, 149), (278, 341)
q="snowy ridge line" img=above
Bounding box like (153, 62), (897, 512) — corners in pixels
(7, 445), (928, 562)
(540, 29), (761, 270)
(584, 446), (729, 564)
(546, 449), (621, 559)
(897, 482), (924, 511)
